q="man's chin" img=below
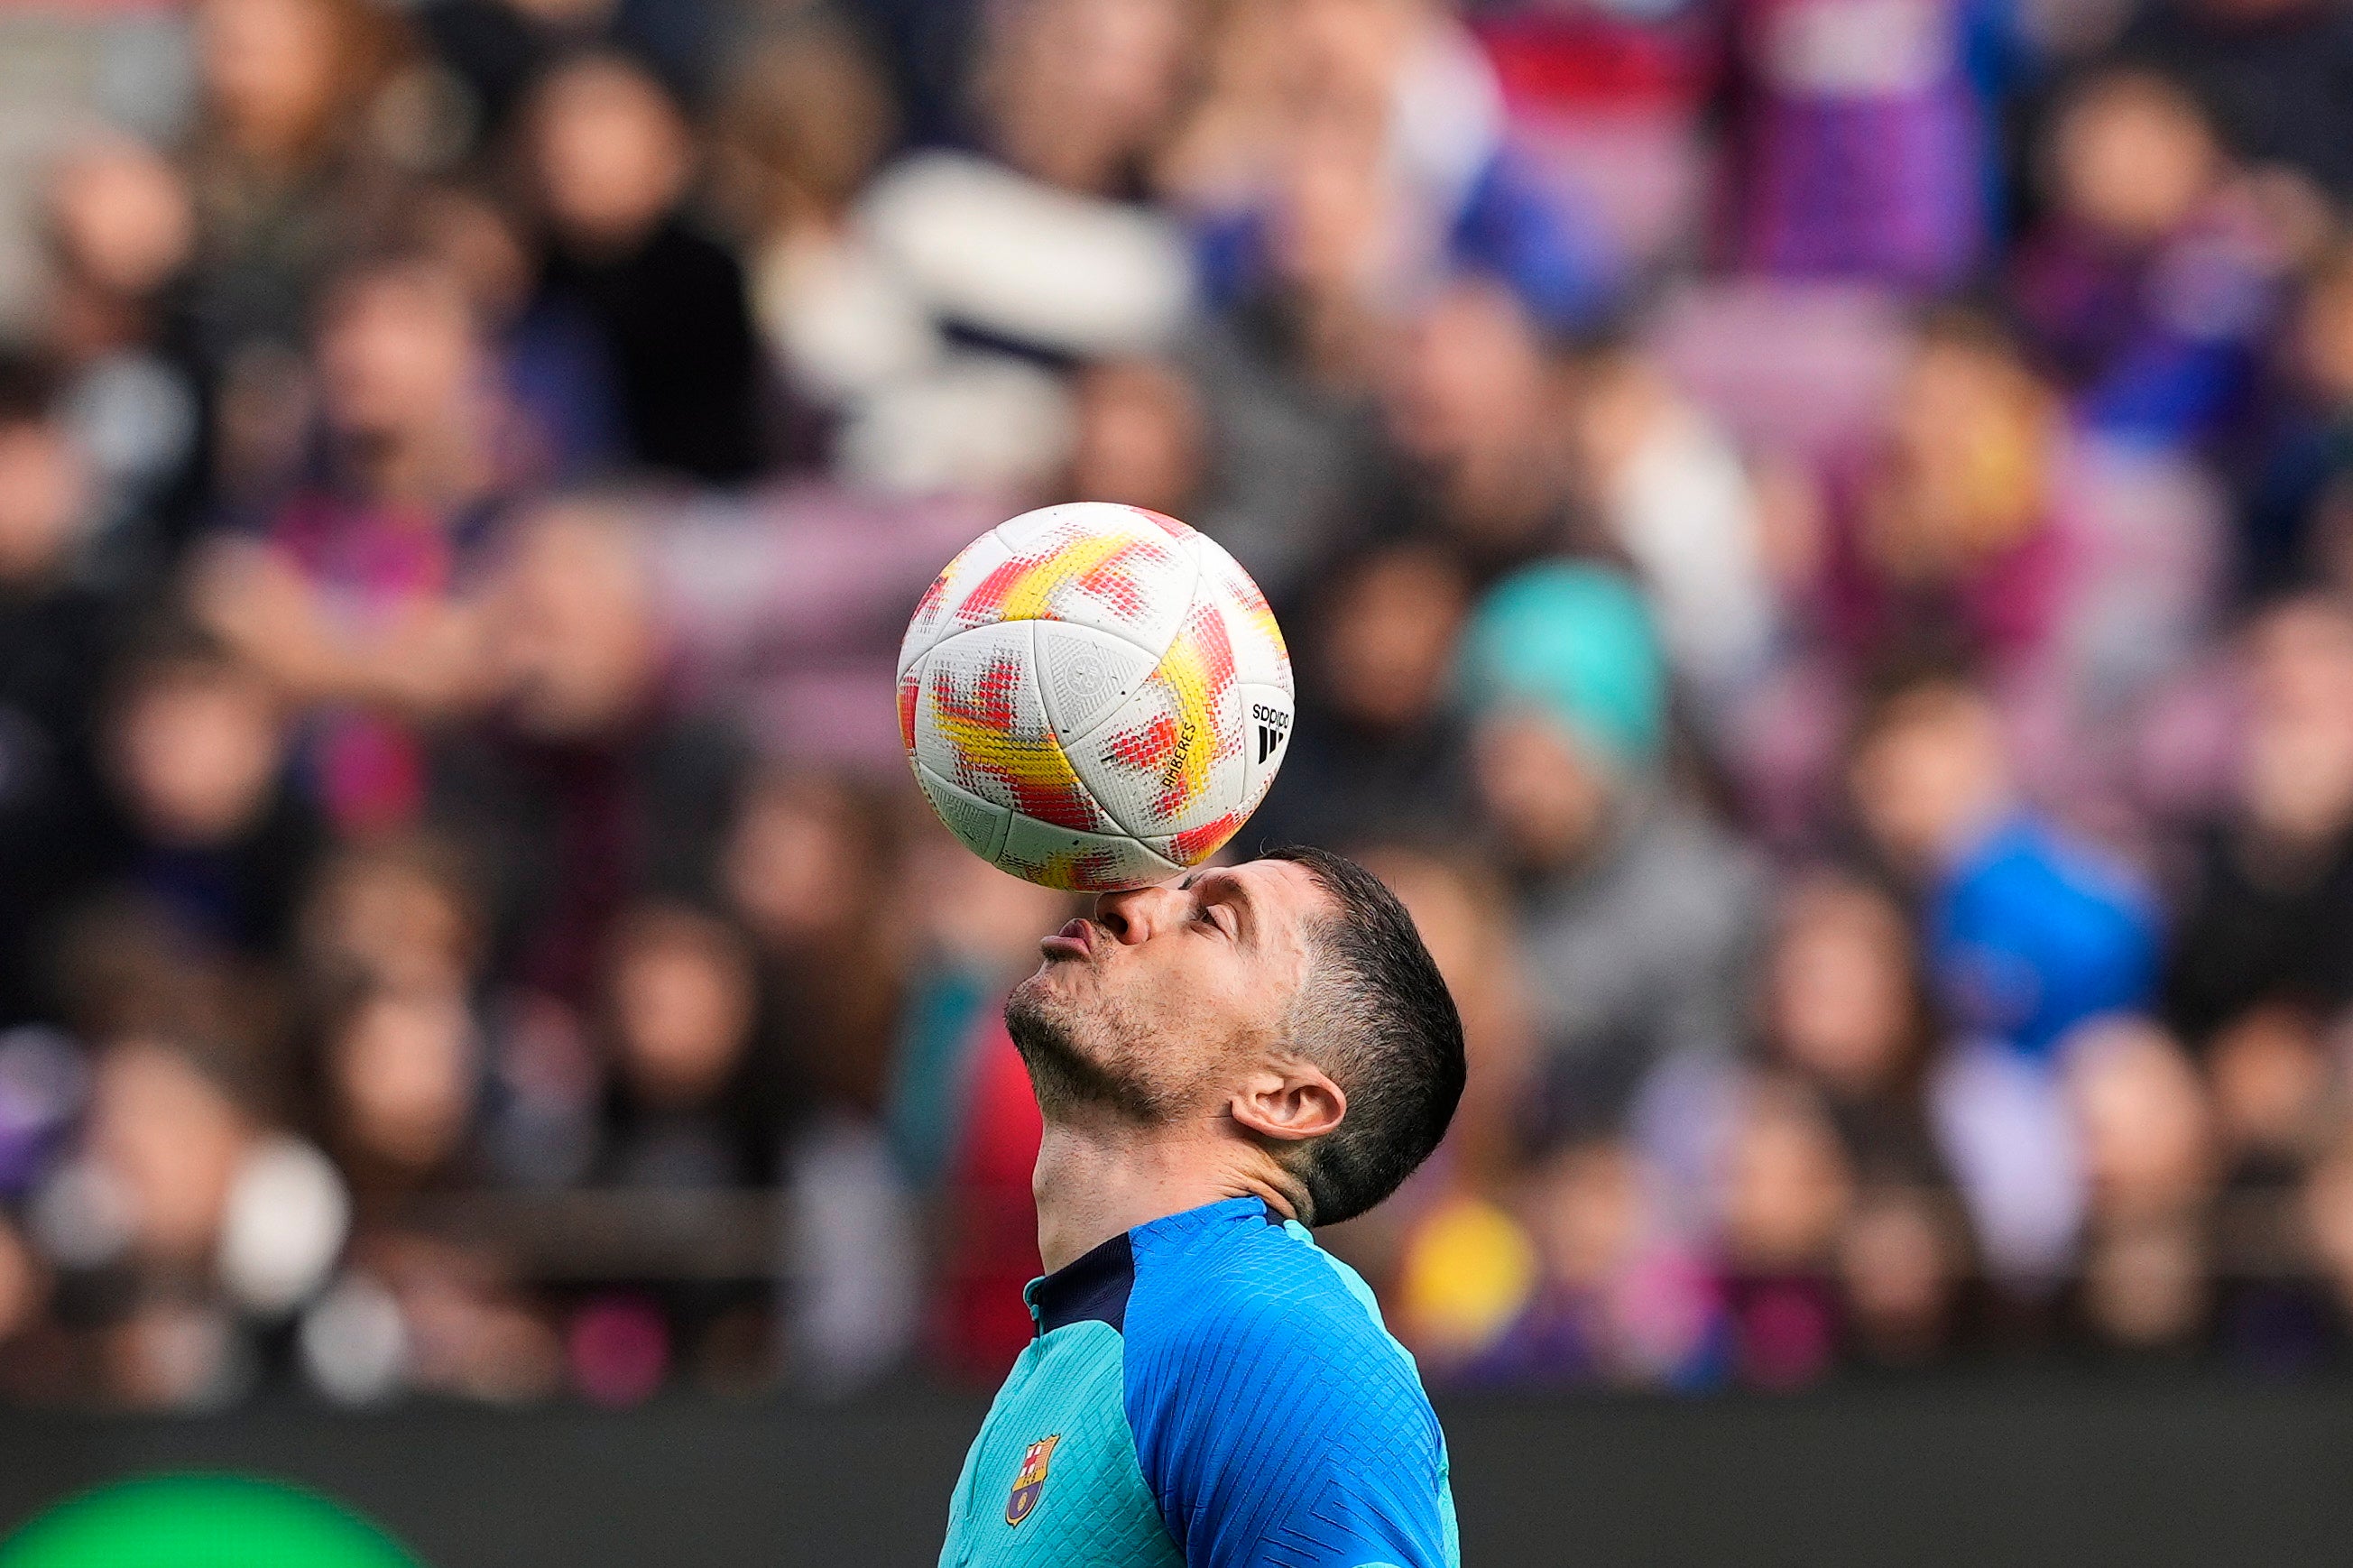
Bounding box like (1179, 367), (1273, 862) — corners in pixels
(1004, 966), (1070, 1038)
(1008, 964), (1068, 1012)
(1003, 978), (1169, 1125)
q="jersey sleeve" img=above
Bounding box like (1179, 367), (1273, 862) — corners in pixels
(1122, 1283), (1453, 1568)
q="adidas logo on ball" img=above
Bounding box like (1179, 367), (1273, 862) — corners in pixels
(1252, 705), (1290, 765)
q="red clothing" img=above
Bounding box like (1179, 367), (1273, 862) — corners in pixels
(929, 1019), (1045, 1379)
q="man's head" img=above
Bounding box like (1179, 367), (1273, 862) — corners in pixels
(529, 52), (695, 254)
(1459, 562), (1665, 870)
(1004, 846), (1464, 1226)
(316, 254), (484, 453)
(1844, 666), (2012, 877)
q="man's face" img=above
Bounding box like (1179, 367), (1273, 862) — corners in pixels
(1472, 707), (1611, 871)
(1005, 859), (1332, 1123)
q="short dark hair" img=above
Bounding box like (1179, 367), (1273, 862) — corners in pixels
(1261, 844), (1466, 1225)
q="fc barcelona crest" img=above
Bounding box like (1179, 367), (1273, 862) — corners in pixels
(1004, 1434), (1060, 1526)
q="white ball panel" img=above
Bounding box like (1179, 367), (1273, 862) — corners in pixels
(1147, 825), (1242, 869)
(912, 621), (1115, 834)
(980, 503), (1199, 654)
(1065, 628), (1249, 840)
(1032, 621), (1161, 746)
(914, 763), (1011, 862)
(997, 815), (1176, 892)
(1190, 531), (1293, 695)
(899, 530), (1015, 678)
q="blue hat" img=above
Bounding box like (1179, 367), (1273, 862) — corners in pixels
(1458, 562), (1666, 768)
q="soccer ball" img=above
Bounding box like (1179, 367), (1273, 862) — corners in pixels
(898, 503), (1296, 891)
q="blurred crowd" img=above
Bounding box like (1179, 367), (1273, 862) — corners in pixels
(5, 0), (2353, 1410)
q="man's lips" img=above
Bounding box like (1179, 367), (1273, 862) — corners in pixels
(1039, 918), (1094, 961)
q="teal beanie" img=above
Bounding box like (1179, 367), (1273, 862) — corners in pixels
(1458, 562), (1665, 768)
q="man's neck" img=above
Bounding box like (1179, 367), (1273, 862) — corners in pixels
(1031, 1117), (1296, 1273)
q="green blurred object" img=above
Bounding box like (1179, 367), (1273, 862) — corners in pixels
(1457, 562), (1666, 769)
(0, 1475), (420, 1568)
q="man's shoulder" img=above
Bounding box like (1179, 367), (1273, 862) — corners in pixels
(1121, 1200), (1427, 1407)
(1113, 1200), (1453, 1566)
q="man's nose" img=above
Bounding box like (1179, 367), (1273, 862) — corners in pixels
(1094, 882), (1188, 945)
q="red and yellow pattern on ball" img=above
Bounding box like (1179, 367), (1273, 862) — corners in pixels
(898, 504), (1294, 892)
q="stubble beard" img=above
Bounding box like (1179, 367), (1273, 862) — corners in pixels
(1004, 970), (1180, 1127)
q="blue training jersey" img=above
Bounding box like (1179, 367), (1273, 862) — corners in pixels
(938, 1195), (1459, 1568)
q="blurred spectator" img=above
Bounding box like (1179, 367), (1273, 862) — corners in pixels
(310, 1231), (560, 1404)
(96, 624), (322, 967)
(297, 834), (484, 999)
(1178, 0), (1614, 332)
(723, 771), (901, 1118)
(0, 357), (120, 1025)
(524, 51), (775, 484)
(1435, 1135), (1722, 1388)
(1253, 540), (1473, 849)
(0, 1210), (55, 1399)
(2114, 0), (2353, 201)
(2009, 69), (2283, 445)
(740, 782), (922, 1396)
(1062, 359), (1207, 531)
(720, 23), (917, 418)
(1322, 843), (1536, 1315)
(2205, 1002), (2334, 1189)
(319, 981), (482, 1199)
(1458, 561), (1761, 1134)
(196, 249), (528, 829)
(2298, 1123), (2353, 1349)
(2062, 1018), (2217, 1353)
(401, 184), (626, 483)
(2240, 242), (2353, 598)
(596, 902), (765, 1189)
(1725, 0), (2004, 289)
(34, 1035), (346, 1408)
(36, 137), (206, 585)
(1712, 1071), (1853, 1388)
(1788, 311), (2225, 826)
(1565, 338), (1780, 722)
(1815, 311), (2068, 669)
(845, 0), (1195, 493)
(430, 499), (747, 1006)
(578, 900), (770, 1400)
(416, 0), (723, 147)
(1761, 871), (1957, 1194)
(183, 0), (411, 364)
(1067, 346), (1389, 626)
(1352, 843), (1535, 1199)
(1844, 664), (2157, 1062)
(1840, 1183), (1972, 1366)
(1377, 279), (1576, 583)
(883, 829), (1063, 1380)
(2164, 595), (2353, 1042)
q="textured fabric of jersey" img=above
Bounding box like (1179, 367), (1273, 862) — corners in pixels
(938, 1195), (1458, 1568)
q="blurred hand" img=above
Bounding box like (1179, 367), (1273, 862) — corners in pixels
(191, 536), (494, 716)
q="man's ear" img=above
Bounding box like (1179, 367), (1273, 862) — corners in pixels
(1231, 1062), (1346, 1145)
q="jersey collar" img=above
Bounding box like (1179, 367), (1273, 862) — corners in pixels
(1024, 1197), (1289, 1334)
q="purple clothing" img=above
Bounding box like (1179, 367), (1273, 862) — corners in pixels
(2008, 210), (2281, 444)
(1732, 0), (1988, 289)
(267, 490), (504, 833)
(1455, 1250), (1728, 1391)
